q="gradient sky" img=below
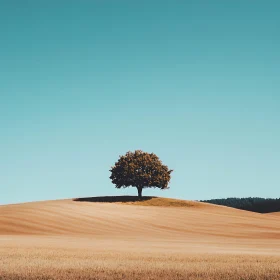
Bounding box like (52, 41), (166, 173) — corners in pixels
(1, 1), (279, 205)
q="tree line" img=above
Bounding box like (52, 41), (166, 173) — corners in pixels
(200, 197), (280, 213)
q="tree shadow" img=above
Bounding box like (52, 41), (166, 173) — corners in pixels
(73, 195), (155, 203)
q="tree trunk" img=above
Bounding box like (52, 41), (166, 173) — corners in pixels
(137, 187), (143, 199)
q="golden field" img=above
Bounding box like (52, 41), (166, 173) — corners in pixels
(1, 196), (280, 279)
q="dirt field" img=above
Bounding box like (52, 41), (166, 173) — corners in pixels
(1, 197), (280, 279)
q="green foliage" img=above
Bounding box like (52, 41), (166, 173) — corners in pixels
(201, 197), (280, 213)
(109, 150), (173, 197)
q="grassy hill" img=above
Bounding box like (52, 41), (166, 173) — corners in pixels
(2, 196), (280, 279)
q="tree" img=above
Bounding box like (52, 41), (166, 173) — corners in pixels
(109, 150), (173, 199)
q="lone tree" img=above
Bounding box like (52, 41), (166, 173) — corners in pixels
(109, 150), (173, 199)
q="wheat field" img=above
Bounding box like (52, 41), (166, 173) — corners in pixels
(1, 197), (280, 279)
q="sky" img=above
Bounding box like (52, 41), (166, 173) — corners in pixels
(0, 1), (279, 205)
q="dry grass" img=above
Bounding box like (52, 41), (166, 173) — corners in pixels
(266, 212), (280, 216)
(1, 247), (280, 280)
(73, 196), (201, 208)
(1, 197), (280, 279)
(118, 197), (201, 207)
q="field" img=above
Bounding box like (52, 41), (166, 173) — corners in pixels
(1, 197), (280, 279)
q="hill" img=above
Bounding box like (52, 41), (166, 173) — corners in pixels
(1, 196), (280, 245)
(1, 196), (280, 280)
(0, 196), (217, 236)
(200, 197), (280, 213)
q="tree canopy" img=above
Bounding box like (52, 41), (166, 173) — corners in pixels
(109, 150), (173, 198)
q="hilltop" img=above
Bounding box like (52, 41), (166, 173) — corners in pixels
(74, 195), (202, 207)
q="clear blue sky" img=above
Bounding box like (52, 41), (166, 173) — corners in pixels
(1, 1), (279, 205)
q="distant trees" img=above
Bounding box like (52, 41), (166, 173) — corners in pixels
(109, 150), (173, 199)
(201, 197), (280, 213)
